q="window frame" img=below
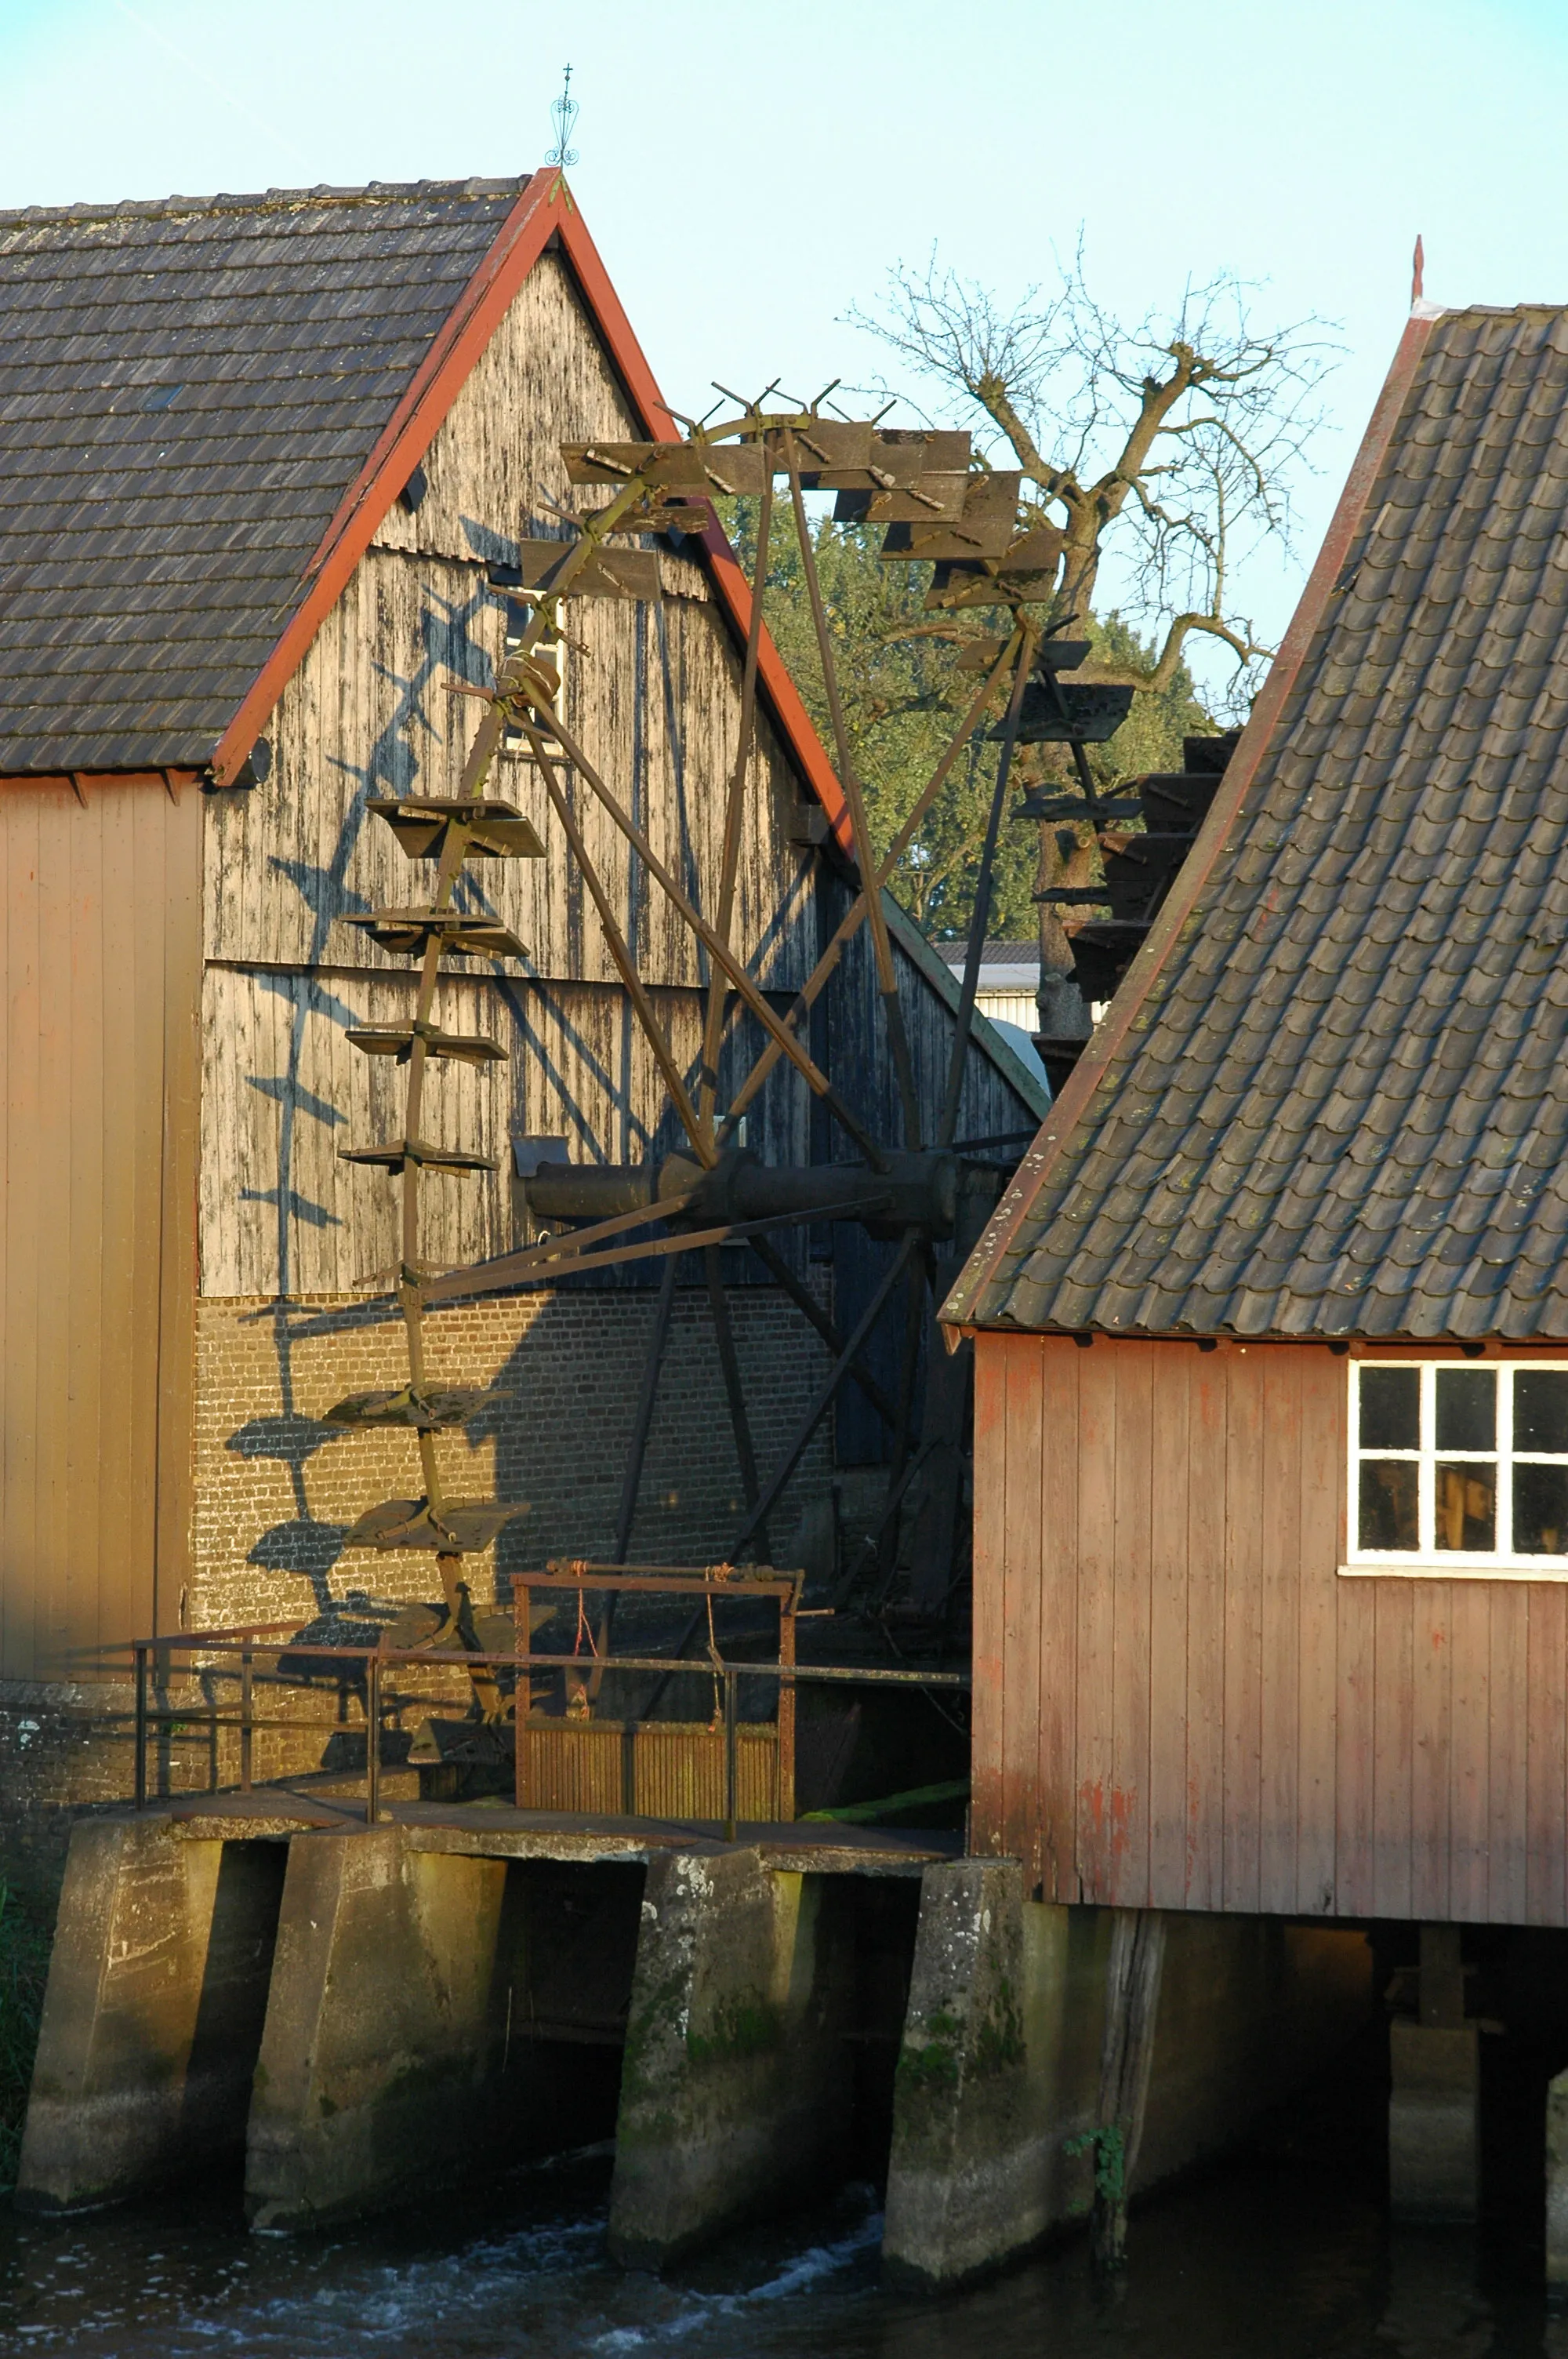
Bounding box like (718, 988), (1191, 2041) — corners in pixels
(1343, 1357), (1568, 1580)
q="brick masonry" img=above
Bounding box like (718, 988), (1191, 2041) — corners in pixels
(0, 1281), (843, 1907)
(192, 1282), (835, 1630)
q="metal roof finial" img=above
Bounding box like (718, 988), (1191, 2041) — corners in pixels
(546, 65), (579, 169)
(1411, 234), (1425, 307)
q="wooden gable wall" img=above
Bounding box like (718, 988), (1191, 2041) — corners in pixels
(200, 245), (1042, 1299)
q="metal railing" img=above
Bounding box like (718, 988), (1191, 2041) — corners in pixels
(122, 1628), (969, 1841)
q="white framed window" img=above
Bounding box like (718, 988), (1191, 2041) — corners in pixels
(1345, 1359), (1568, 1578)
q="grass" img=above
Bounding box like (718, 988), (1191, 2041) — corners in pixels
(0, 1882), (49, 2190)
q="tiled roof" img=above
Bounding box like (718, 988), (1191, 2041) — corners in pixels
(948, 304), (1568, 1341)
(0, 178), (523, 772)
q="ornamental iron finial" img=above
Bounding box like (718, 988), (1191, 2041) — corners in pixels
(546, 65), (579, 168)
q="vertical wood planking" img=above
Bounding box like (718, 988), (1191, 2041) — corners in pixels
(3, 795), (42, 1675)
(1147, 1345), (1190, 1908)
(1073, 1343), (1118, 1901)
(125, 790), (169, 1641)
(1109, 1339), (1153, 1905)
(1487, 1586), (1529, 1924)
(0, 780), (193, 1677)
(1409, 1579), (1453, 1925)
(66, 793), (105, 1658)
(1036, 1339), (1080, 1902)
(1371, 1579), (1414, 1919)
(1295, 1348), (1341, 1914)
(999, 1336), (1043, 1885)
(1258, 1348), (1302, 1912)
(1185, 1343), (1228, 1910)
(1526, 1582), (1568, 1927)
(33, 792), (72, 1673)
(154, 790), (201, 1637)
(1221, 1348), (1265, 1912)
(1448, 1580), (1492, 1921)
(1334, 1561), (1377, 1917)
(96, 787), (140, 1656)
(0, 800), (11, 1671)
(970, 1336), (1007, 1853)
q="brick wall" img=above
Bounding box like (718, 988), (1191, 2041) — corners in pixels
(193, 1283), (835, 1631)
(0, 1282), (839, 1907)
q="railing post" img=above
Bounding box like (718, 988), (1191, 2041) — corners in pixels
(240, 1642), (253, 1794)
(365, 1650), (382, 1826)
(133, 1644), (147, 1811)
(723, 1663), (738, 1843)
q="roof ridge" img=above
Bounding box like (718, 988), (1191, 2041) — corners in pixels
(0, 176), (531, 231)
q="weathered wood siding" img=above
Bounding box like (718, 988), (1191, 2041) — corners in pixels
(0, 777), (199, 1675)
(201, 244), (1043, 1299)
(974, 1332), (1568, 1928)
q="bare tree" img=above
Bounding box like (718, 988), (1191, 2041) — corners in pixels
(850, 249), (1339, 709)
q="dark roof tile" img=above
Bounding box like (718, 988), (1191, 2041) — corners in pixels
(954, 304), (1568, 1341)
(0, 177), (522, 770)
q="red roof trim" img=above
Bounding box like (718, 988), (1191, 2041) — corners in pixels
(209, 173), (855, 856)
(942, 308), (1441, 1329)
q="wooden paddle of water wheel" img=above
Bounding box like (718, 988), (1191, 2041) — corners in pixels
(322, 396), (1097, 1790)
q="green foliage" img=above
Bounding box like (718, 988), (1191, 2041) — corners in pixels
(720, 500), (1214, 943)
(1065, 2120), (1127, 2204)
(0, 1881), (49, 2190)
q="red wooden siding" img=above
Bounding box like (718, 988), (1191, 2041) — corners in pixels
(0, 776), (200, 1678)
(972, 1332), (1568, 1926)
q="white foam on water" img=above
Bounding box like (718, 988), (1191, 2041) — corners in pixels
(590, 2203), (884, 2352)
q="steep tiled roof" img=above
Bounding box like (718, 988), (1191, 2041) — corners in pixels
(0, 178), (523, 772)
(948, 304), (1568, 1340)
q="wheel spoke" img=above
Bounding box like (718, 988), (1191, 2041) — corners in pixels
(716, 634), (1022, 1146)
(525, 721), (712, 1165)
(706, 1244), (771, 1561)
(729, 1232), (916, 1558)
(784, 439), (924, 1150)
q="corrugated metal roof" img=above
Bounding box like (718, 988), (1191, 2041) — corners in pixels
(0, 178), (523, 772)
(947, 304), (1568, 1341)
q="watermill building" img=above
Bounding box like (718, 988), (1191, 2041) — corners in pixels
(0, 167), (1044, 1830)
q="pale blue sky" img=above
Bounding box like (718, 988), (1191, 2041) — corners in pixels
(2, 0), (1565, 662)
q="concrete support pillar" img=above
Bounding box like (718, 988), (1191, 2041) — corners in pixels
(245, 1825), (514, 2230)
(16, 1818), (285, 2212)
(884, 1864), (1377, 2290)
(1388, 2024), (1479, 2221)
(1544, 2067), (1568, 2289)
(1389, 1928), (1478, 2224)
(882, 1859), (1046, 2287)
(607, 1848), (852, 2268)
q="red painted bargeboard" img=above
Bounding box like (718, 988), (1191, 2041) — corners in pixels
(972, 1331), (1568, 1928)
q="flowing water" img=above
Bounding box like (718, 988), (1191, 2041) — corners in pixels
(2, 2118), (1565, 2359)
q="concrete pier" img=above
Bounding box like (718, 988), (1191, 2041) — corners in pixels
(1388, 1928), (1478, 2225)
(16, 1819), (285, 2211)
(245, 1825), (519, 2230)
(607, 1847), (854, 2267)
(882, 1859), (1374, 2289)
(1388, 2023), (1479, 2223)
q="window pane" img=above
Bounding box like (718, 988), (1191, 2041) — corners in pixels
(1515, 1371), (1568, 1456)
(1360, 1367), (1420, 1451)
(1436, 1462), (1496, 1550)
(1436, 1367), (1496, 1452)
(1359, 1459), (1419, 1550)
(1515, 1464), (1568, 1555)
